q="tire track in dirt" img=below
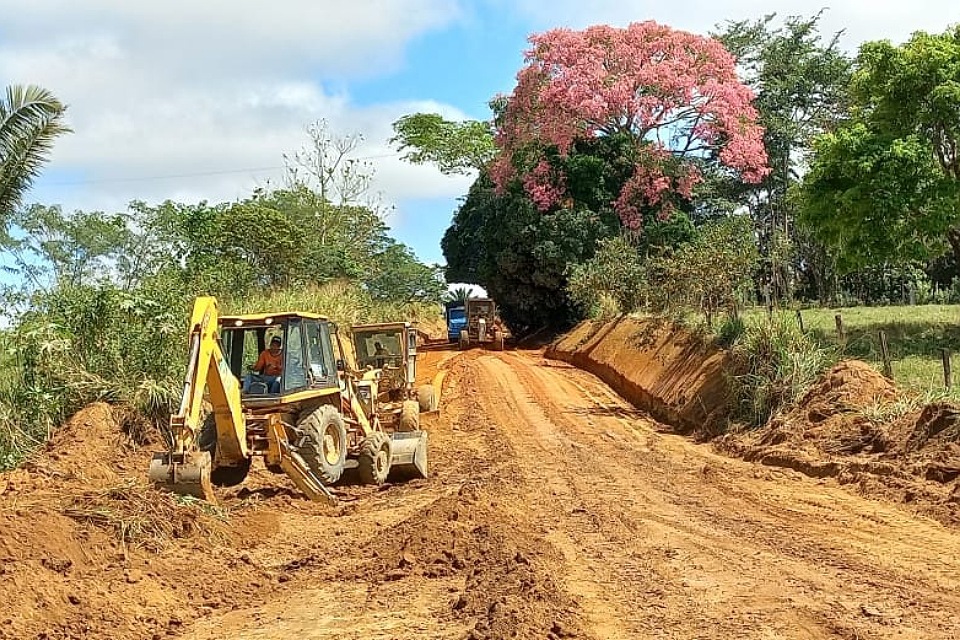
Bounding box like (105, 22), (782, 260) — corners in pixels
(182, 349), (592, 640)
(472, 350), (960, 639)
(174, 346), (960, 639)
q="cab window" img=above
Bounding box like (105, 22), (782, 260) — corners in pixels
(283, 320), (307, 392)
(305, 320), (335, 387)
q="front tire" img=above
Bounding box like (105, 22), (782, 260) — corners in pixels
(298, 405), (347, 484)
(417, 384), (438, 412)
(357, 432), (392, 485)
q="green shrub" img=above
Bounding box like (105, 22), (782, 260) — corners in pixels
(714, 313), (746, 347)
(0, 279), (440, 469)
(729, 313), (837, 426)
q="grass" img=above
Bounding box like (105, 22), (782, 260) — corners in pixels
(224, 281), (445, 335)
(0, 280), (446, 470)
(749, 305), (960, 399)
(62, 482), (228, 552)
(727, 313), (837, 426)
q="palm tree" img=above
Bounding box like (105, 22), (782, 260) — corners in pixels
(0, 84), (71, 222)
(444, 286), (474, 305)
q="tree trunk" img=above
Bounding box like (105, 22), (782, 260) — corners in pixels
(947, 227), (960, 272)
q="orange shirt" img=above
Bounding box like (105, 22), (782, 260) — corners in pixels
(254, 349), (283, 376)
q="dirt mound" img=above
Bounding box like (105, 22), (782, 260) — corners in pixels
(905, 402), (960, 454)
(749, 360), (898, 456)
(0, 403), (279, 640)
(713, 360), (960, 525)
(347, 481), (588, 640)
(799, 360), (897, 410)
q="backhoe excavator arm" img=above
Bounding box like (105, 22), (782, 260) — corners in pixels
(149, 296), (247, 500)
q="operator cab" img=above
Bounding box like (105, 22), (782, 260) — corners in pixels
(351, 322), (418, 400)
(353, 326), (405, 370)
(219, 313), (340, 398)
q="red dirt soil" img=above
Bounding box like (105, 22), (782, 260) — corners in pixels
(548, 317), (960, 526)
(5, 328), (960, 638)
(547, 316), (731, 434)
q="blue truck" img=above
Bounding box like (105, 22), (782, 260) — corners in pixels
(444, 301), (467, 343)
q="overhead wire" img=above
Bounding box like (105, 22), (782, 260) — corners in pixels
(41, 152), (402, 187)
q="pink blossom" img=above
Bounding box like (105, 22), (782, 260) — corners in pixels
(522, 160), (565, 211)
(491, 21), (769, 228)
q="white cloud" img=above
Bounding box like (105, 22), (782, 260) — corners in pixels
(502, 0), (960, 51)
(0, 0), (469, 214)
(9, 0), (956, 228)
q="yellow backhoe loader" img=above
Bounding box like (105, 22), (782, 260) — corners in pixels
(351, 322), (438, 432)
(148, 297), (428, 503)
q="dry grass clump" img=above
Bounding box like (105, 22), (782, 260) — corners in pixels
(62, 481), (227, 553)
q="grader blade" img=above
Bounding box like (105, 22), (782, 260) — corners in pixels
(389, 430), (429, 480)
(149, 450), (216, 502)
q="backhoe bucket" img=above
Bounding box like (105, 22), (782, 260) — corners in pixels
(389, 430), (429, 480)
(149, 450), (216, 502)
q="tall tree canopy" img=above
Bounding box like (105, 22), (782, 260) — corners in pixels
(390, 113), (496, 176)
(0, 85), (70, 225)
(715, 13), (851, 301)
(492, 22), (769, 229)
(798, 26), (960, 270)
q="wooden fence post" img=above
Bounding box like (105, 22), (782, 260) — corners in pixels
(878, 330), (893, 379)
(835, 313), (845, 342)
(796, 309), (804, 333)
(943, 348), (952, 389)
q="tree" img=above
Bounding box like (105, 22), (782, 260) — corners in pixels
(443, 171), (613, 332)
(492, 22), (769, 230)
(284, 119), (383, 211)
(390, 113), (496, 175)
(567, 235), (646, 316)
(444, 286), (474, 304)
(9, 204), (136, 289)
(798, 26), (960, 270)
(668, 216), (759, 326)
(714, 13), (852, 301)
(365, 242), (445, 304)
(0, 85), (71, 225)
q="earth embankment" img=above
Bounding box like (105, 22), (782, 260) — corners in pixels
(546, 316), (731, 434)
(547, 316), (960, 525)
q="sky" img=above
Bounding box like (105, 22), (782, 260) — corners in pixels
(2, 0), (959, 266)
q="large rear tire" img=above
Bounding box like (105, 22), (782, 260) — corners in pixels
(417, 384), (438, 412)
(198, 413), (251, 487)
(398, 400), (420, 432)
(357, 432), (392, 485)
(298, 405), (347, 485)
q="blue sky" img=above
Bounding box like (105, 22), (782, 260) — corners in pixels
(3, 0), (959, 267)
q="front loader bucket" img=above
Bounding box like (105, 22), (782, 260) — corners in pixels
(149, 450), (216, 502)
(389, 430), (429, 480)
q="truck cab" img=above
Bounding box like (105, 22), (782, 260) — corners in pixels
(444, 302), (467, 343)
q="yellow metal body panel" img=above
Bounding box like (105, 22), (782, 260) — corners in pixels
(242, 386), (341, 410)
(220, 310), (330, 323)
(174, 296), (248, 461)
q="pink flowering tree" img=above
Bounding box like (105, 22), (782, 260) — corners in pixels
(492, 22), (769, 230)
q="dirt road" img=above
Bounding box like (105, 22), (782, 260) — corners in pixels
(180, 348), (960, 639)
